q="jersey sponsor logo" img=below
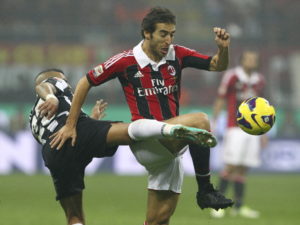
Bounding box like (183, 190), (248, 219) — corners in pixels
(137, 84), (178, 97)
(136, 78), (179, 97)
(92, 65), (104, 78)
(151, 79), (165, 86)
(133, 71), (144, 78)
(167, 65), (176, 76)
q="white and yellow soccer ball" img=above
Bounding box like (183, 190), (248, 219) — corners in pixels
(236, 97), (276, 135)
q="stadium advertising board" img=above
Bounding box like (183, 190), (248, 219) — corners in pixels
(1, 130), (300, 175)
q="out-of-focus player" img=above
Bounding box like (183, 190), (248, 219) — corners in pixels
(211, 50), (268, 218)
(51, 7), (233, 225)
(30, 69), (216, 225)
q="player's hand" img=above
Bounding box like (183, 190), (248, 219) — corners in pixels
(49, 125), (77, 150)
(38, 96), (59, 119)
(213, 27), (230, 48)
(90, 99), (108, 120)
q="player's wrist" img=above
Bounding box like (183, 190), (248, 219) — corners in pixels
(65, 117), (77, 129)
(45, 93), (57, 100)
(217, 46), (229, 54)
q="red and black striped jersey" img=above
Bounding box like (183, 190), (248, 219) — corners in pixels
(87, 41), (212, 121)
(217, 66), (265, 127)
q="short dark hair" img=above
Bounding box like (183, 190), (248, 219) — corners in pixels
(35, 68), (65, 81)
(141, 7), (176, 38)
(239, 50), (259, 63)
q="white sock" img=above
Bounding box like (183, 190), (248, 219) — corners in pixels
(72, 223), (83, 225)
(128, 119), (175, 140)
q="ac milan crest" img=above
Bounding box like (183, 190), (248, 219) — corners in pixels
(167, 65), (176, 76)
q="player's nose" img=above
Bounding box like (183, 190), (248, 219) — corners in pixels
(165, 35), (172, 45)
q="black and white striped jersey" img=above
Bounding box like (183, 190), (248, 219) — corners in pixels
(29, 77), (86, 145)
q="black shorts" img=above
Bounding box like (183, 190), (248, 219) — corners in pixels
(42, 117), (118, 200)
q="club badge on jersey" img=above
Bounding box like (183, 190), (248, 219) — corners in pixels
(168, 65), (176, 76)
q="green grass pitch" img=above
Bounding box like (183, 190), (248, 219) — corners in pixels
(0, 174), (299, 225)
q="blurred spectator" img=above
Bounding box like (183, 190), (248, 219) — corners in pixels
(0, 0), (298, 46)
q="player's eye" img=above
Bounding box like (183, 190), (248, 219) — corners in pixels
(161, 32), (175, 38)
(160, 32), (167, 37)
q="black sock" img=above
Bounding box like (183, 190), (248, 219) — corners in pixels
(196, 174), (210, 187)
(234, 180), (245, 209)
(189, 144), (211, 189)
(219, 177), (230, 194)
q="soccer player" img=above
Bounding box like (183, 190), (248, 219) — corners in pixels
(30, 69), (216, 225)
(51, 7), (233, 225)
(210, 50), (268, 218)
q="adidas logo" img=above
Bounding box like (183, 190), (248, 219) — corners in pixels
(134, 71), (144, 78)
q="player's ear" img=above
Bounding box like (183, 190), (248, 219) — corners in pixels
(144, 31), (151, 40)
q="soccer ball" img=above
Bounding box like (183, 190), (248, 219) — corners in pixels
(236, 97), (276, 135)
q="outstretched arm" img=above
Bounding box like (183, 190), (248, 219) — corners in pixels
(66, 76), (91, 128)
(50, 76), (91, 149)
(36, 82), (59, 119)
(209, 27), (230, 71)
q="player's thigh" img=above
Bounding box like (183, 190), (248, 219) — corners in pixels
(164, 112), (210, 130)
(76, 117), (118, 157)
(106, 122), (132, 146)
(159, 138), (186, 154)
(161, 112), (210, 151)
(130, 140), (185, 194)
(146, 190), (179, 224)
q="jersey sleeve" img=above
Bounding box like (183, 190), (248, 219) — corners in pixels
(86, 52), (126, 86)
(175, 45), (212, 70)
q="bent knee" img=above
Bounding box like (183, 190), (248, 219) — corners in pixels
(190, 112), (210, 130)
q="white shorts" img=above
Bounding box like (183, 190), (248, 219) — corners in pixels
(222, 127), (261, 167)
(130, 139), (188, 193)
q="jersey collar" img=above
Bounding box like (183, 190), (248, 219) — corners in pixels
(133, 40), (175, 70)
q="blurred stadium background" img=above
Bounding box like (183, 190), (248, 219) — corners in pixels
(0, 0), (299, 224)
